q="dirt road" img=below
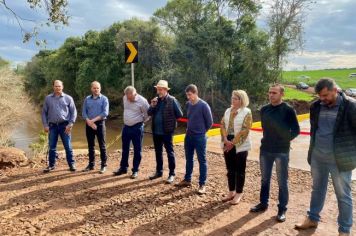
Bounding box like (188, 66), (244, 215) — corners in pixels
(0, 146), (355, 235)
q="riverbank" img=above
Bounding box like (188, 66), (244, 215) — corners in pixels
(0, 66), (31, 147)
(0, 146), (355, 235)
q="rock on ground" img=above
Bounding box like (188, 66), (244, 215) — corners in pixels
(0, 147), (28, 169)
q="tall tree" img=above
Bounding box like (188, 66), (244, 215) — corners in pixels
(267, 0), (314, 80)
(154, 0), (274, 116)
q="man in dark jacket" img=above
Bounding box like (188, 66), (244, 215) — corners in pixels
(148, 80), (183, 184)
(250, 83), (300, 222)
(295, 78), (356, 236)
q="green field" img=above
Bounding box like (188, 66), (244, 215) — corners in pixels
(284, 87), (315, 102)
(282, 68), (356, 89)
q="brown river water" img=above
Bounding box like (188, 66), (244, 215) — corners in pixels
(10, 118), (155, 153)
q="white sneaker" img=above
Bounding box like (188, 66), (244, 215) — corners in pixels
(165, 175), (175, 184)
(197, 185), (206, 195)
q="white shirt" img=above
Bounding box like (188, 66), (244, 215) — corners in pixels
(123, 94), (149, 126)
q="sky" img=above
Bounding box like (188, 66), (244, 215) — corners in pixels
(0, 0), (355, 70)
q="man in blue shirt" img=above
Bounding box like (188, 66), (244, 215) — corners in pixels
(176, 84), (213, 194)
(82, 81), (109, 174)
(41, 80), (77, 173)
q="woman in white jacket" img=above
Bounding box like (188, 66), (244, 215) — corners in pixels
(220, 90), (253, 205)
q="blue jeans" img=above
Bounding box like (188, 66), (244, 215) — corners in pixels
(308, 158), (353, 234)
(120, 123), (143, 172)
(153, 134), (175, 176)
(259, 151), (289, 212)
(184, 134), (207, 186)
(48, 122), (75, 168)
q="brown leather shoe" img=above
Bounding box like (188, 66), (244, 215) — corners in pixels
(339, 232), (350, 236)
(295, 217), (318, 230)
(175, 180), (192, 187)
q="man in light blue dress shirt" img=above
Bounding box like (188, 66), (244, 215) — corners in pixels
(41, 80), (77, 173)
(82, 81), (109, 174)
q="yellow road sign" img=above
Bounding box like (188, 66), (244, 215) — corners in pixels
(125, 41), (138, 63)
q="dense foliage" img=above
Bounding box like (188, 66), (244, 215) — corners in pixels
(24, 0), (280, 120)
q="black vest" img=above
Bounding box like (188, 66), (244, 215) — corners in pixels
(152, 94), (177, 134)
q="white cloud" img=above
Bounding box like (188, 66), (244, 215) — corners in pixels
(285, 51), (356, 70)
(258, 0), (356, 70)
(106, 1), (151, 19)
(0, 45), (36, 55)
(0, 0), (167, 62)
(0, 45), (37, 64)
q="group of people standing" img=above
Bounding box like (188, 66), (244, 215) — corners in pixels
(219, 84), (300, 220)
(41, 78), (355, 235)
(41, 80), (213, 194)
(217, 79), (355, 236)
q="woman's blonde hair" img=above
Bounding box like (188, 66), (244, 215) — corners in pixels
(232, 90), (249, 108)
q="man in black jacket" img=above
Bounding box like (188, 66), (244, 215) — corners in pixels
(148, 80), (183, 184)
(250, 84), (300, 223)
(296, 78), (356, 236)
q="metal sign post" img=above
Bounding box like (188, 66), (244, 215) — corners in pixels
(131, 63), (134, 87)
(125, 41), (138, 86)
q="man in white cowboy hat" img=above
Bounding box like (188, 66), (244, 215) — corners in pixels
(148, 80), (183, 184)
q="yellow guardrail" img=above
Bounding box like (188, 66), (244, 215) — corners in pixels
(173, 113), (310, 144)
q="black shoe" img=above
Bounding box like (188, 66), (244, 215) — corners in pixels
(250, 203), (268, 213)
(149, 172), (163, 180)
(277, 211), (286, 222)
(113, 169), (127, 176)
(69, 165), (77, 172)
(82, 165), (94, 172)
(43, 166), (55, 173)
(130, 172), (138, 179)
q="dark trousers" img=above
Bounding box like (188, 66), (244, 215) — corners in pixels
(153, 134), (175, 176)
(86, 120), (107, 168)
(224, 147), (248, 193)
(120, 122), (143, 172)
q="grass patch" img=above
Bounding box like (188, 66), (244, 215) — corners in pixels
(284, 87), (315, 102)
(282, 68), (356, 89)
